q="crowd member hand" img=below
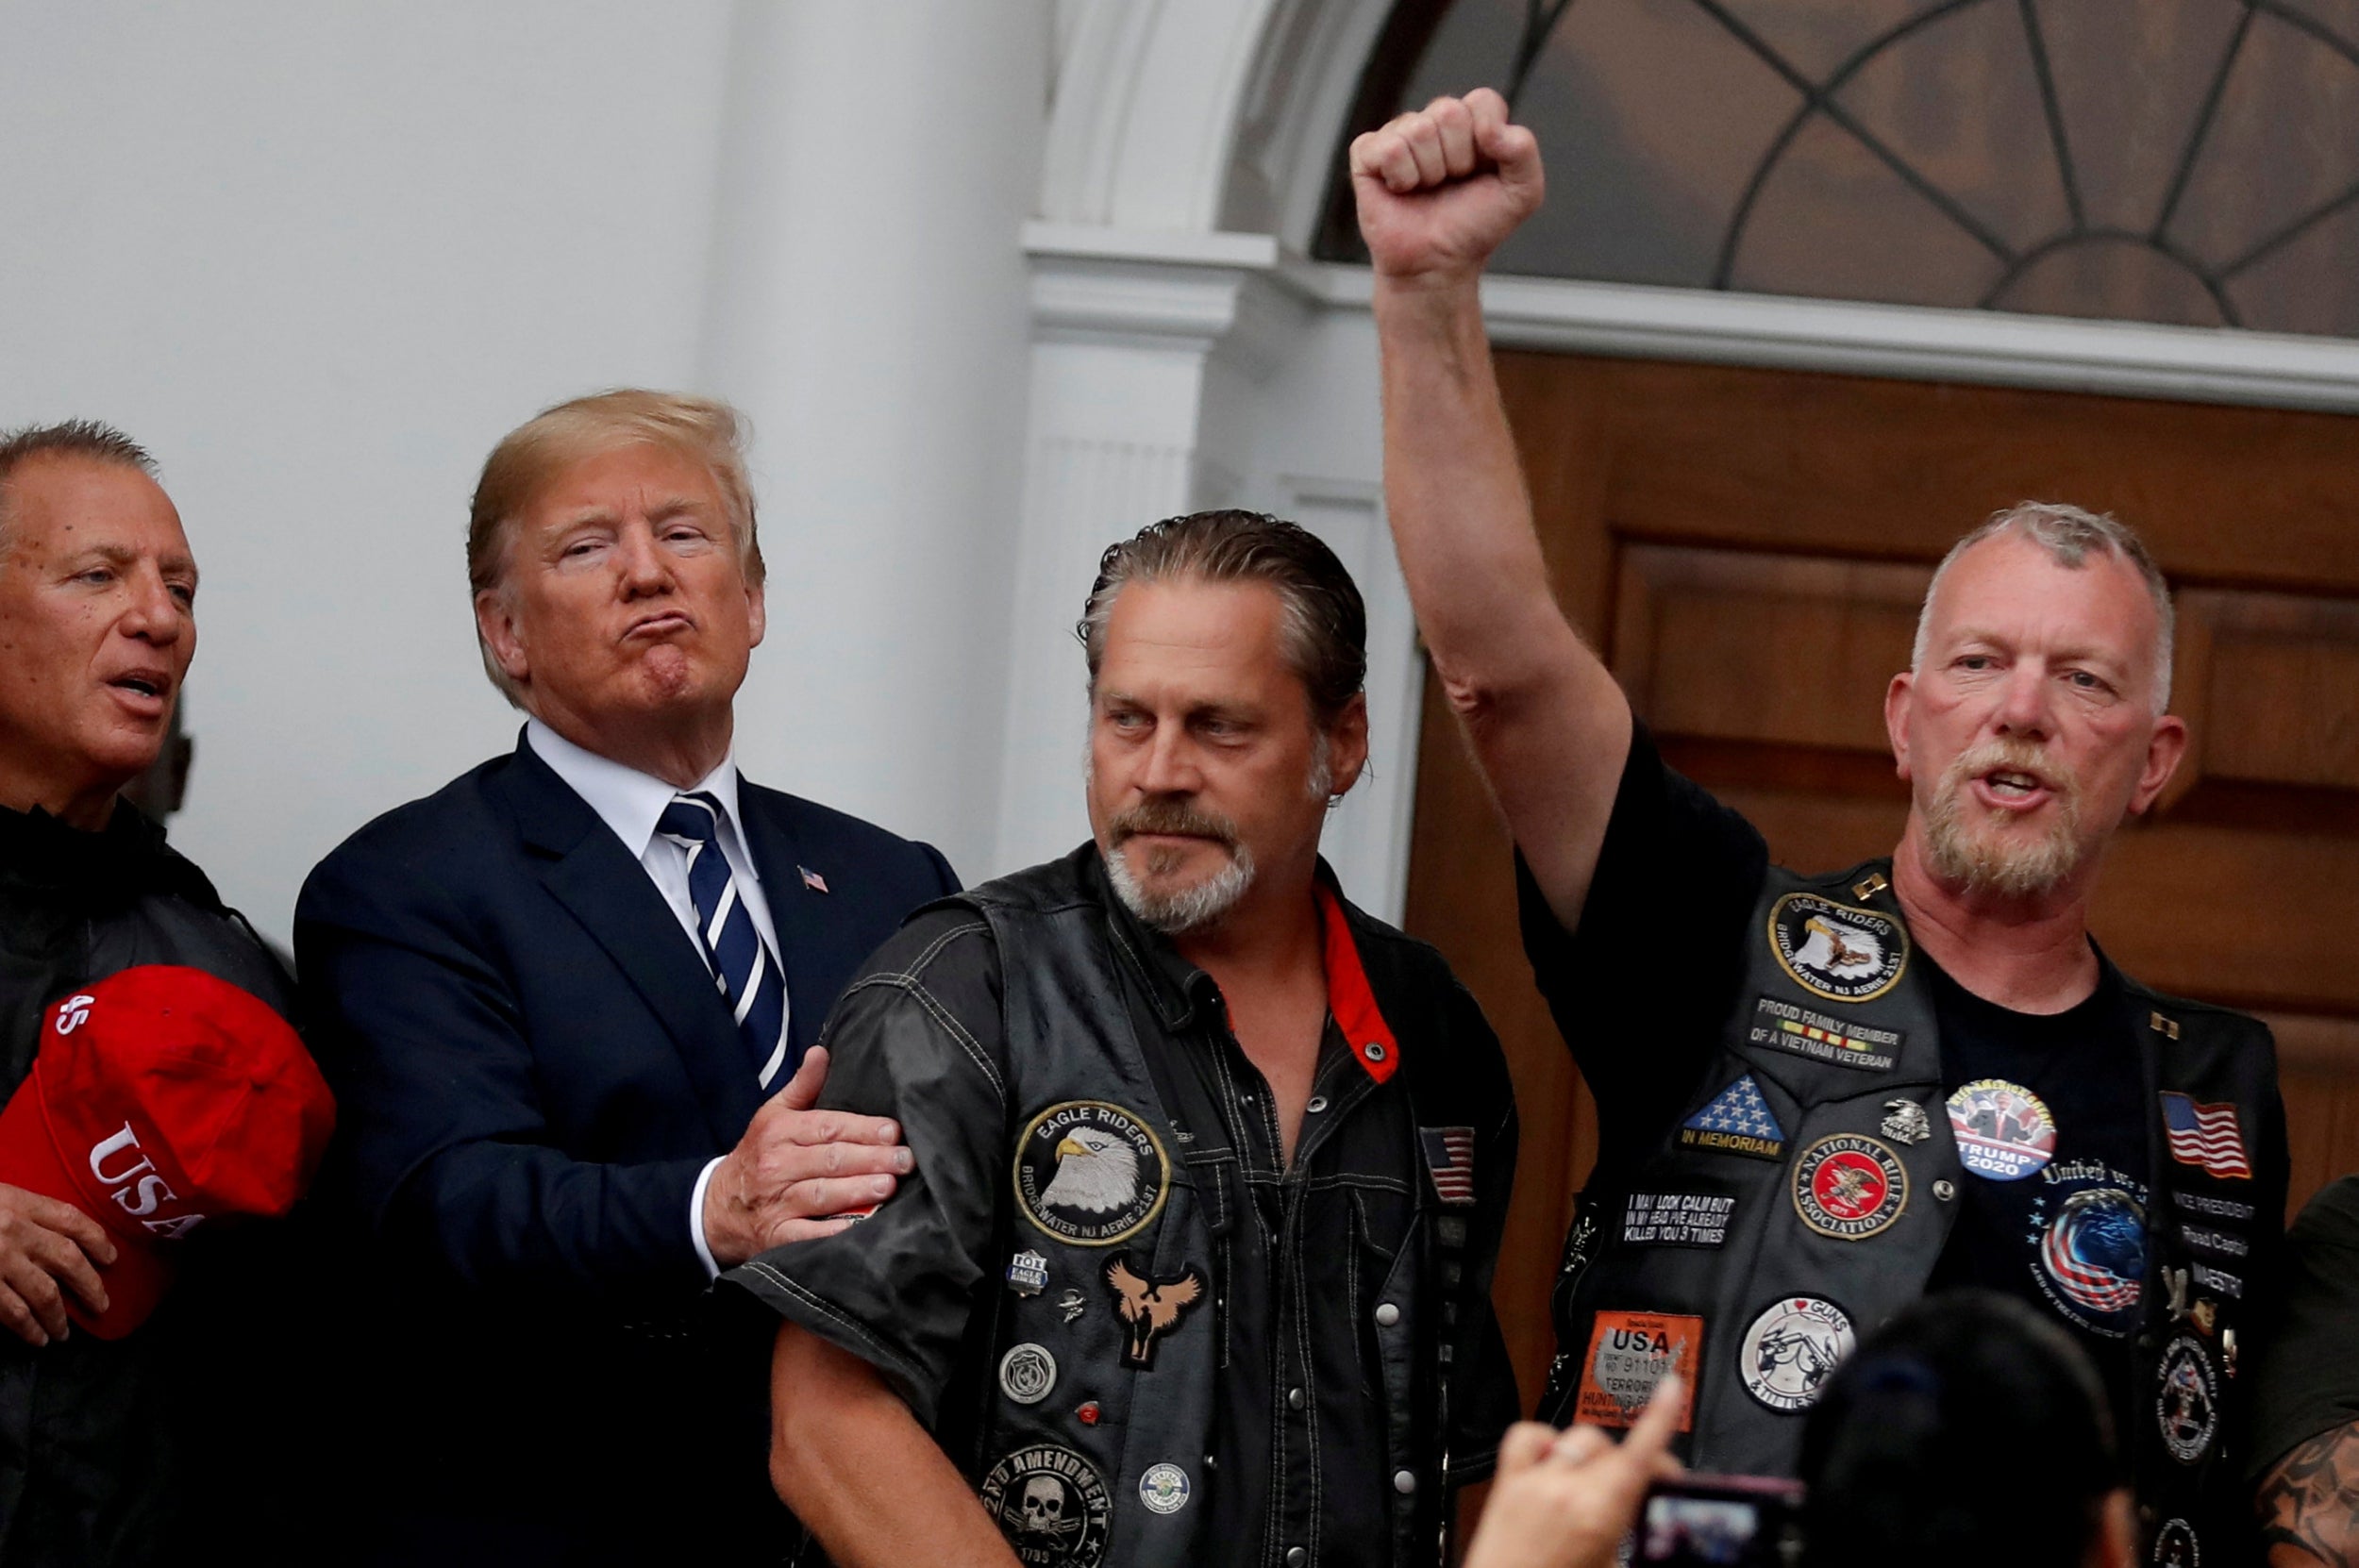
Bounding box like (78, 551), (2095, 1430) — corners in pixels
(0, 1180), (114, 1346)
(1464, 1376), (1687, 1568)
(1349, 87), (1545, 288)
(701, 1047), (913, 1266)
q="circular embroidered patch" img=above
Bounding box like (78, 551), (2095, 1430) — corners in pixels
(2152, 1517), (2200, 1566)
(1012, 1101), (1170, 1246)
(1946, 1078), (2058, 1181)
(2034, 1183), (2148, 1335)
(1791, 1134), (1908, 1240)
(1138, 1462), (1191, 1515)
(998, 1342), (1058, 1406)
(1738, 1296), (1856, 1412)
(980, 1443), (1113, 1566)
(2156, 1335), (2220, 1465)
(1767, 892), (1909, 1002)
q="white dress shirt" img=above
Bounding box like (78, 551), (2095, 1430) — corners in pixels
(526, 719), (787, 1278)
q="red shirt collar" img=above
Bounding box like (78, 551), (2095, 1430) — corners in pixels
(1317, 884), (1398, 1084)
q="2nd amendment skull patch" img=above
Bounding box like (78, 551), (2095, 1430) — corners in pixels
(981, 1444), (1113, 1566)
(1767, 892), (1909, 1002)
(1013, 1101), (1170, 1246)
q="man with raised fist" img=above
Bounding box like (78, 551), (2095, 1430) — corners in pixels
(1352, 89), (2283, 1562)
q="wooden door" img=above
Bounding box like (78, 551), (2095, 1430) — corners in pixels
(1401, 353), (2359, 1409)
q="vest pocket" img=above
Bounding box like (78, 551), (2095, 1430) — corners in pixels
(1350, 1187), (1414, 1396)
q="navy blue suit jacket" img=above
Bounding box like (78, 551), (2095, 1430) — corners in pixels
(293, 734), (957, 1562)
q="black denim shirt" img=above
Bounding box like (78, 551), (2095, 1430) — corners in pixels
(734, 848), (1518, 1567)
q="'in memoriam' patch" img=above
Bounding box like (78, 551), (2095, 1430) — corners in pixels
(1621, 1192), (1736, 1248)
(1749, 997), (1899, 1073)
(1679, 1075), (1787, 1161)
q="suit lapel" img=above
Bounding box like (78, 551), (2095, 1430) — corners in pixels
(738, 793), (830, 1065)
(495, 740), (763, 1144)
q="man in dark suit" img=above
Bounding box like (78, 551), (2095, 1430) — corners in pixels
(295, 391), (959, 1564)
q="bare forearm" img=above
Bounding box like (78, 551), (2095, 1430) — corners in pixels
(1372, 272), (1631, 924)
(770, 1324), (1017, 1568)
(1372, 274), (1587, 702)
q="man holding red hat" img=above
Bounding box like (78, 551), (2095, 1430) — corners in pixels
(0, 420), (329, 1566)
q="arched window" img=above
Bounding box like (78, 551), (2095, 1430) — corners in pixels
(1317, 0), (2359, 337)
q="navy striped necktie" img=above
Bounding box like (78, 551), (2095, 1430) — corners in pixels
(656, 792), (792, 1088)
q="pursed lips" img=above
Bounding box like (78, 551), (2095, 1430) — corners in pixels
(621, 609), (695, 642)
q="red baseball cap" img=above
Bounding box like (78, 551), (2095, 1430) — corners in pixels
(0, 965), (335, 1339)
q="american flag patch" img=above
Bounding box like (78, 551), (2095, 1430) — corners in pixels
(799, 865), (830, 894)
(2160, 1093), (2252, 1180)
(1420, 1126), (1477, 1206)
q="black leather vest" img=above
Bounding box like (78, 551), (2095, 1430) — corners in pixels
(1541, 859), (2280, 1563)
(947, 857), (1503, 1568)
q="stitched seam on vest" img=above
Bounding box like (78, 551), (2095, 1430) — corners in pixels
(831, 966), (1005, 1104)
(1304, 1173), (1414, 1195)
(902, 917), (990, 976)
(734, 1260), (913, 1381)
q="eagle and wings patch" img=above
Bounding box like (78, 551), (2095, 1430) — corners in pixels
(1012, 1101), (1170, 1246)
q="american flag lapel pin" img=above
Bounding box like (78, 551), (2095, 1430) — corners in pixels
(798, 865), (830, 894)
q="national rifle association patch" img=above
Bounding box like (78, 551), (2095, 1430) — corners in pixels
(1738, 1296), (1855, 1413)
(1790, 1134), (1908, 1240)
(1679, 1074), (1786, 1161)
(2152, 1517), (2200, 1566)
(2156, 1334), (2221, 1465)
(1766, 892), (1909, 1002)
(1013, 1101), (1170, 1246)
(1576, 1310), (1701, 1430)
(981, 1443), (1114, 1566)
(1946, 1078), (2057, 1180)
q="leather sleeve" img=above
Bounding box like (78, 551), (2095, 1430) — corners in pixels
(724, 907), (1008, 1430)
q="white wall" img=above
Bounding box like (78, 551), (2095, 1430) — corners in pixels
(0, 3), (736, 941)
(0, 2), (1047, 942)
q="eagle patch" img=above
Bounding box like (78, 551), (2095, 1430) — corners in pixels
(1012, 1101), (1170, 1246)
(1767, 892), (1909, 1002)
(1105, 1256), (1207, 1368)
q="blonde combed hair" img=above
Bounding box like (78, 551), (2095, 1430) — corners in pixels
(466, 389), (764, 706)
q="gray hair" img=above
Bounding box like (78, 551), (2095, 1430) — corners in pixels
(0, 420), (160, 554)
(1077, 509), (1368, 728)
(1912, 502), (2175, 713)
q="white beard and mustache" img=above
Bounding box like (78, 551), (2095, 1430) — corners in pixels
(1095, 740), (1331, 936)
(1921, 737), (2088, 898)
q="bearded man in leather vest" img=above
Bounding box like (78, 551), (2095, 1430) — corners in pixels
(1349, 92), (2286, 1564)
(730, 511), (1521, 1568)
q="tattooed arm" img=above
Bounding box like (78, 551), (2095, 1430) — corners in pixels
(2259, 1421), (2359, 1566)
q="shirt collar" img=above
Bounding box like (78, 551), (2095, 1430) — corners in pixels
(525, 718), (745, 863)
(1090, 846), (1398, 1083)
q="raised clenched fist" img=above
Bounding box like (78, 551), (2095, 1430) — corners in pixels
(1349, 89), (1545, 287)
